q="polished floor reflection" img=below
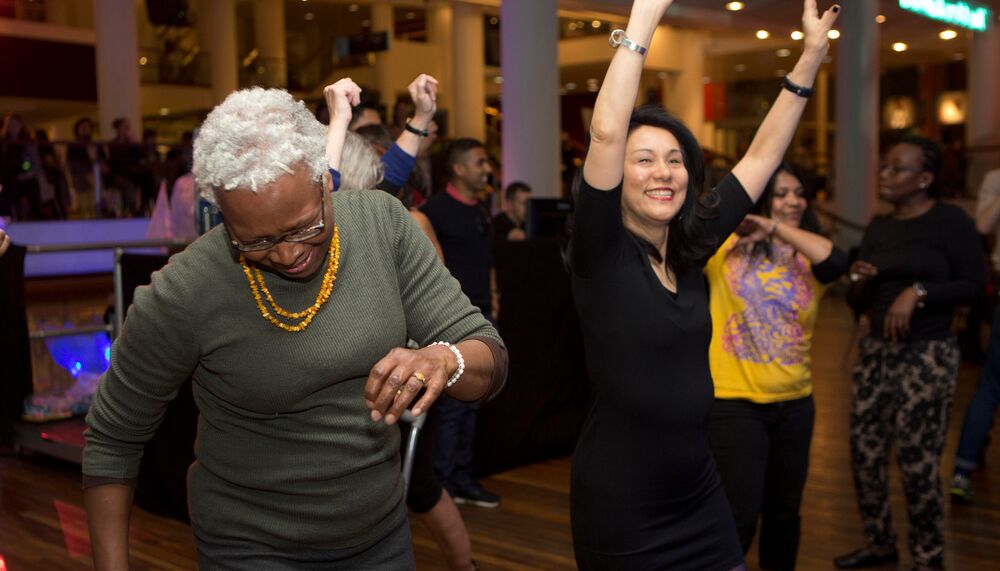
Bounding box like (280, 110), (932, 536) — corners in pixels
(1, 293), (998, 570)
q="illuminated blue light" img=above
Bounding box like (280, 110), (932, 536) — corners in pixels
(44, 332), (112, 377)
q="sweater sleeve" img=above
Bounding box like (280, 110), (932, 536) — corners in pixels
(924, 208), (986, 306)
(382, 143), (416, 189)
(810, 245), (849, 285)
(390, 196), (507, 401)
(83, 259), (201, 486)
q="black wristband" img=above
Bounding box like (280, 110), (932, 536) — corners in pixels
(782, 76), (815, 97)
(404, 121), (429, 137)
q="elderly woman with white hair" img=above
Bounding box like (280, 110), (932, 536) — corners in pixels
(82, 79), (507, 570)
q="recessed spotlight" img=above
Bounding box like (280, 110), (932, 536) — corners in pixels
(587, 84), (599, 92)
(939, 30), (958, 40)
(828, 30), (840, 39)
(304, 12), (314, 21)
(791, 30), (804, 41)
(566, 82), (577, 90)
(725, 2), (744, 11)
(348, 4), (359, 12)
(591, 20), (602, 28)
(875, 14), (886, 24)
(892, 42), (908, 52)
(493, 76), (503, 84)
(657, 71), (669, 80)
(734, 64), (747, 72)
(776, 48), (791, 57)
(139, 56), (148, 65)
(568, 22), (577, 31)
(490, 17), (498, 25)
(756, 30), (770, 40)
(159, 108), (170, 116)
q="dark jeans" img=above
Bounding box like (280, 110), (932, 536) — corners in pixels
(432, 393), (481, 492)
(709, 395), (815, 571)
(955, 305), (1000, 473)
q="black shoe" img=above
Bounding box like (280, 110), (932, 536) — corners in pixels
(834, 547), (899, 569)
(452, 483), (500, 508)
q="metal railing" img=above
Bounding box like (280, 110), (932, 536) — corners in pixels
(24, 239), (191, 340)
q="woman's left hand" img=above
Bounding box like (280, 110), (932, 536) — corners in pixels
(365, 345), (455, 425)
(801, 0), (841, 55)
(883, 287), (919, 342)
(0, 229), (9, 258)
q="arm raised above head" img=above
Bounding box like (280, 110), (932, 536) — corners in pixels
(582, 0), (674, 191)
(731, 0), (840, 201)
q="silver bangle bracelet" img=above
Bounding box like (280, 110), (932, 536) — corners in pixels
(609, 29), (648, 56)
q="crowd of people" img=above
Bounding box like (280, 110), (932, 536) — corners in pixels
(0, 112), (193, 221)
(0, 0), (991, 569)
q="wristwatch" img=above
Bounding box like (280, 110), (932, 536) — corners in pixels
(912, 282), (928, 308)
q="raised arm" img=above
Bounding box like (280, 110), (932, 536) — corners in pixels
(738, 213), (834, 264)
(582, 0), (674, 190)
(324, 78), (362, 174)
(730, 0), (840, 200)
(394, 74), (438, 158)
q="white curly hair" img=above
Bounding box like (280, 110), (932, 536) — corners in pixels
(193, 87), (327, 204)
(338, 130), (384, 191)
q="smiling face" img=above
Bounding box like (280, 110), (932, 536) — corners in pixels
(878, 142), (933, 205)
(452, 146), (493, 193)
(770, 171), (807, 228)
(217, 165), (333, 280)
(622, 125), (690, 233)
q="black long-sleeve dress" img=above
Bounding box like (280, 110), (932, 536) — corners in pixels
(570, 173), (752, 570)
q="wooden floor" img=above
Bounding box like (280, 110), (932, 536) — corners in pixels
(2, 293), (999, 570)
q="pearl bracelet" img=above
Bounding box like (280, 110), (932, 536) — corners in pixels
(430, 341), (465, 388)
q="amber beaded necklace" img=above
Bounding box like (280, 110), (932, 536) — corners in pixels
(239, 225), (340, 332)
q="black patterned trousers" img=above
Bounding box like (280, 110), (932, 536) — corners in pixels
(849, 335), (959, 567)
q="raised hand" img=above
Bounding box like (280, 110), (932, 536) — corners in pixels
(407, 74), (438, 126)
(323, 78), (362, 129)
(734, 214), (777, 248)
(801, 0), (841, 55)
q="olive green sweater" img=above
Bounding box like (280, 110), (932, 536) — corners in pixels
(83, 189), (505, 550)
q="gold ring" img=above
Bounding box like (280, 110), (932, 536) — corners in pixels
(411, 371), (427, 388)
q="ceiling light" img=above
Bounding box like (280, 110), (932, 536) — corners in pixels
(657, 71), (669, 80)
(139, 56), (148, 65)
(756, 30), (770, 39)
(791, 30), (804, 40)
(592, 20), (602, 28)
(304, 12), (314, 21)
(892, 42), (908, 52)
(568, 22), (577, 30)
(775, 48), (791, 57)
(734, 64), (747, 72)
(493, 76), (503, 84)
(159, 108), (170, 116)
(828, 29), (840, 39)
(725, 2), (745, 11)
(348, 4), (359, 12)
(939, 29), (958, 40)
(490, 17), (498, 25)
(875, 14), (886, 23)
(565, 82), (577, 90)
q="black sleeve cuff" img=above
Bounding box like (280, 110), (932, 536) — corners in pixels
(811, 246), (849, 284)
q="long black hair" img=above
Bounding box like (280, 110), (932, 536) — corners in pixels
(627, 104), (720, 275)
(747, 162), (822, 261)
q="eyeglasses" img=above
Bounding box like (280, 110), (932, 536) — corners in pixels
(879, 163), (922, 177)
(227, 187), (326, 252)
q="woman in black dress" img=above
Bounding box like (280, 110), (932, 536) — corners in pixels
(569, 1), (840, 568)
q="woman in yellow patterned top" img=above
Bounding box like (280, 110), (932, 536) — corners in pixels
(705, 163), (847, 571)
